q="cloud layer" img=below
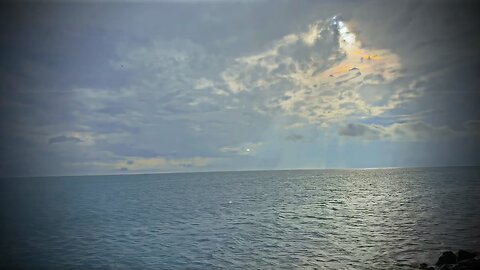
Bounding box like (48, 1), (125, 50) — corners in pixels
(1, 1), (480, 176)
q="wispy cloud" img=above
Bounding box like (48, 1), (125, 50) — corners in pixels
(115, 156), (216, 171)
(48, 135), (83, 145)
(285, 134), (304, 141)
(337, 121), (472, 142)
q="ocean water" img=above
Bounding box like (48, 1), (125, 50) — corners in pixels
(1, 167), (479, 269)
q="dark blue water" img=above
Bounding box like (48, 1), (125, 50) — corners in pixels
(1, 167), (479, 269)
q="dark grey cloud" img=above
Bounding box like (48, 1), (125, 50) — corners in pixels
(353, 0), (480, 123)
(337, 121), (470, 142)
(285, 134), (304, 141)
(464, 120), (480, 134)
(338, 123), (382, 139)
(48, 135), (83, 145)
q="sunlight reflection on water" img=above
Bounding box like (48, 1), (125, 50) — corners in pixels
(1, 167), (479, 269)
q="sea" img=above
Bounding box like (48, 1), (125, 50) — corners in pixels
(1, 167), (479, 269)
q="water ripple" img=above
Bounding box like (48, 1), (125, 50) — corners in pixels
(1, 167), (480, 269)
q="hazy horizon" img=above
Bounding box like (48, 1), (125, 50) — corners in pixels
(4, 165), (480, 179)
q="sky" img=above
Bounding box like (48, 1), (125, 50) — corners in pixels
(1, 0), (480, 177)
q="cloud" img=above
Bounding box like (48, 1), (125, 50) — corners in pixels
(338, 121), (464, 141)
(338, 123), (383, 140)
(4, 1), (480, 177)
(464, 120), (480, 134)
(62, 15), (433, 173)
(285, 134), (304, 141)
(389, 122), (459, 141)
(220, 142), (263, 155)
(284, 123), (305, 130)
(57, 35), (275, 174)
(116, 156), (216, 171)
(218, 15), (407, 126)
(48, 135), (83, 145)
(98, 143), (159, 158)
(35, 15), (431, 175)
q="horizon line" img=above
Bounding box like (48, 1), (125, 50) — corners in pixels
(2, 164), (480, 179)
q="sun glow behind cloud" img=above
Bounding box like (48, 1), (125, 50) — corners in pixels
(220, 15), (405, 126)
